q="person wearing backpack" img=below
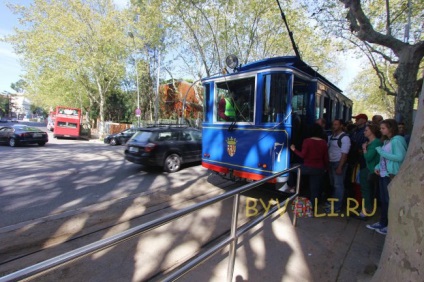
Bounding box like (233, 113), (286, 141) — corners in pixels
(326, 119), (351, 213)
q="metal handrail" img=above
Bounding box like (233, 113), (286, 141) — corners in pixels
(0, 165), (301, 282)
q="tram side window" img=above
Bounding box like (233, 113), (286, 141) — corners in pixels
(315, 96), (322, 120)
(292, 92), (308, 116)
(262, 73), (289, 123)
(215, 77), (255, 122)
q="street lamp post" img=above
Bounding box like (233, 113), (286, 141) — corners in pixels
(128, 32), (141, 127)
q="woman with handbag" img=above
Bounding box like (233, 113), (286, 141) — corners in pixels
(366, 119), (407, 235)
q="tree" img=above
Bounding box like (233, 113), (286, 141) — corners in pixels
(105, 88), (133, 122)
(125, 0), (166, 122)
(163, 0), (343, 83)
(304, 0), (423, 133)
(370, 77), (424, 281)
(4, 0), (131, 137)
(342, 0), (423, 131)
(10, 79), (27, 93)
(0, 94), (9, 117)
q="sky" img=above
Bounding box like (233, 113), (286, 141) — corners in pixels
(0, 0), (28, 93)
(0, 0), (363, 95)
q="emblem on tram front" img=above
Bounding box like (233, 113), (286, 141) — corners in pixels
(226, 137), (237, 157)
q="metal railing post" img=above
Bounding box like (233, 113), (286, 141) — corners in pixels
(292, 166), (302, 227)
(226, 193), (240, 282)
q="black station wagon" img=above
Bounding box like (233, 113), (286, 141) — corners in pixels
(124, 126), (202, 172)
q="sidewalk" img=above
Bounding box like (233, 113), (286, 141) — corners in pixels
(185, 204), (385, 282)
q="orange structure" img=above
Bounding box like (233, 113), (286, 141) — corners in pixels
(161, 81), (203, 119)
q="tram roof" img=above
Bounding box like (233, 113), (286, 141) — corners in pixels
(237, 56), (344, 94)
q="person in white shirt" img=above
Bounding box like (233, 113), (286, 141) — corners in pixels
(326, 119), (351, 212)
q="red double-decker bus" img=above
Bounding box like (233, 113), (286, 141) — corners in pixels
(53, 106), (81, 138)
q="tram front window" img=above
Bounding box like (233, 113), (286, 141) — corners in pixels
(215, 77), (255, 122)
(262, 73), (289, 123)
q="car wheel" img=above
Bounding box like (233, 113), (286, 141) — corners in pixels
(38, 142), (46, 146)
(9, 138), (17, 147)
(164, 154), (181, 173)
(110, 138), (117, 146)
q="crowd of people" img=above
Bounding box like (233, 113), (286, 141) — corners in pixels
(290, 113), (408, 236)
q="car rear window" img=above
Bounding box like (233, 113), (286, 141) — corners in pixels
(131, 131), (153, 142)
(13, 126), (40, 131)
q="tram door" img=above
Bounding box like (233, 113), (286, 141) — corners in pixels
(291, 89), (309, 163)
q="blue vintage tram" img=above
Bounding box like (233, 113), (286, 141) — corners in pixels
(201, 56), (352, 183)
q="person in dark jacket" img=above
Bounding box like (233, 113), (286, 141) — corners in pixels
(290, 123), (329, 208)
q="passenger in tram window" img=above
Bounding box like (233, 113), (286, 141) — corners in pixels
(217, 92), (236, 121)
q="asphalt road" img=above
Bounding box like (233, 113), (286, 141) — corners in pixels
(0, 122), (292, 281)
(0, 121), (207, 229)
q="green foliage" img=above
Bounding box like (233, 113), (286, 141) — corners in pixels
(30, 104), (47, 116)
(0, 95), (9, 116)
(10, 79), (28, 93)
(348, 68), (396, 118)
(5, 0), (133, 134)
(162, 0), (342, 82)
(105, 88), (133, 122)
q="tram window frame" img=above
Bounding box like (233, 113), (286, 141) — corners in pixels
(214, 77), (255, 123)
(261, 73), (289, 123)
(331, 100), (337, 121)
(315, 95), (323, 120)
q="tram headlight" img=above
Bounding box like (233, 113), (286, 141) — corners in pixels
(225, 54), (239, 70)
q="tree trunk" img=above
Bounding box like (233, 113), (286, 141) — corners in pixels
(96, 81), (105, 139)
(393, 47), (422, 132)
(372, 76), (424, 281)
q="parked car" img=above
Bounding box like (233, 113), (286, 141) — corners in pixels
(104, 127), (142, 146)
(124, 126), (202, 172)
(0, 125), (49, 147)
